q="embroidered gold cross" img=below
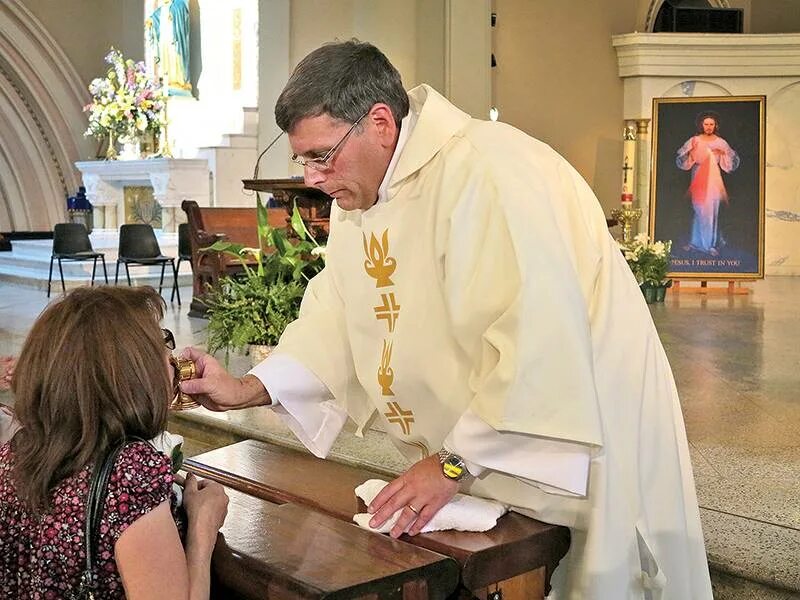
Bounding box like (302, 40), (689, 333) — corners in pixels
(363, 230), (396, 288)
(377, 339), (394, 396)
(374, 293), (400, 332)
(384, 401), (414, 435)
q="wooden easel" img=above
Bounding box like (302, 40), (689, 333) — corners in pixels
(672, 279), (753, 295)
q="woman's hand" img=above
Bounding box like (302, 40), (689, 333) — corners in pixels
(0, 356), (16, 391)
(183, 473), (229, 553)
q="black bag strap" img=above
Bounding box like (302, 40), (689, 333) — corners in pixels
(73, 436), (147, 599)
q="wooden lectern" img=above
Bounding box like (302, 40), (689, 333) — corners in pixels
(181, 179), (332, 316)
(242, 177), (332, 238)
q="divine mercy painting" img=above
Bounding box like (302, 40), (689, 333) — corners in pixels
(650, 96), (765, 279)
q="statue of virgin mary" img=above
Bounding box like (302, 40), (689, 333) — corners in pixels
(146, 0), (192, 96)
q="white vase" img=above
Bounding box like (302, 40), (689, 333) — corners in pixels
(118, 136), (141, 161)
(248, 344), (274, 367)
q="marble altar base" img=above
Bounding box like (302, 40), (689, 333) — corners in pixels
(75, 158), (211, 234)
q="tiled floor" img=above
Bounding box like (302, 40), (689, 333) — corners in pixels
(649, 278), (800, 594)
(1, 277), (799, 594)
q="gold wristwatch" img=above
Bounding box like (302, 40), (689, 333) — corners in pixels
(437, 448), (467, 482)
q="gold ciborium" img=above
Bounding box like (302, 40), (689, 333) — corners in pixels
(169, 355), (200, 410)
(610, 207), (643, 244)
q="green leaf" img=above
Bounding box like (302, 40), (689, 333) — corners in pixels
(292, 201), (319, 245)
(272, 228), (288, 255)
(203, 240), (245, 254)
(170, 444), (184, 473)
(290, 202), (307, 241)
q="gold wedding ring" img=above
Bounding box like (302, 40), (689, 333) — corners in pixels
(408, 503), (419, 514)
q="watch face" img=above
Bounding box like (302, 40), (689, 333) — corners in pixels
(442, 456), (465, 480)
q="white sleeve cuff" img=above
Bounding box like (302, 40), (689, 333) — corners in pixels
(445, 408), (591, 497)
(248, 353), (347, 458)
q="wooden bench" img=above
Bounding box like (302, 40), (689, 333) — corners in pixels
(181, 200), (291, 317)
(186, 440), (571, 599)
(211, 487), (459, 599)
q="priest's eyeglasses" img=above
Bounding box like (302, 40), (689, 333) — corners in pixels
(290, 111), (369, 172)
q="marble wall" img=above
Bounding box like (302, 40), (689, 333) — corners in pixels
(764, 82), (800, 275)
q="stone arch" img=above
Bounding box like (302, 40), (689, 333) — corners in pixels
(640, 0), (731, 33)
(661, 80), (733, 98)
(0, 0), (89, 231)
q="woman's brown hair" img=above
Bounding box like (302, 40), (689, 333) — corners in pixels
(11, 286), (171, 510)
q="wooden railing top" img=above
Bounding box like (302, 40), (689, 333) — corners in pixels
(186, 439), (570, 591)
(214, 488), (459, 599)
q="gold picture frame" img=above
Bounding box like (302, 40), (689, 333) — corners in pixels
(649, 96), (765, 279)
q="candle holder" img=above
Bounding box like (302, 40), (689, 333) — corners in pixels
(610, 207), (643, 244)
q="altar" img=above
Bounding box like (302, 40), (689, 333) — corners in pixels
(75, 158), (211, 236)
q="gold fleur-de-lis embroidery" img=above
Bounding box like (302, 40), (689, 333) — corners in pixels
(384, 401), (414, 435)
(363, 230), (396, 287)
(377, 339), (394, 396)
(374, 293), (400, 332)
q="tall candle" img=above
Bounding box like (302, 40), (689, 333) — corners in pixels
(621, 122), (637, 207)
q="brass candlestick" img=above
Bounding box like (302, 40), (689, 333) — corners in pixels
(159, 79), (173, 158)
(159, 110), (173, 158)
(610, 207), (643, 243)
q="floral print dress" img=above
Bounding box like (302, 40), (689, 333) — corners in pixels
(0, 440), (180, 598)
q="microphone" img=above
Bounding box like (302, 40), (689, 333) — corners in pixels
(252, 130), (286, 179)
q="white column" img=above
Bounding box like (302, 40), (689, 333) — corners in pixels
(83, 174), (121, 232)
(257, 0), (290, 178)
(149, 162), (210, 233)
(636, 119), (651, 234)
(444, 0), (491, 119)
(238, 0), (260, 107)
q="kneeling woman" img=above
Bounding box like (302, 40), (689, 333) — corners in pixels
(0, 286), (228, 599)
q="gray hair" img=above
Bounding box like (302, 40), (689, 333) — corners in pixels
(275, 40), (409, 133)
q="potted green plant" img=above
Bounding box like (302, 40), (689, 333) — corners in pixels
(202, 197), (325, 364)
(204, 267), (305, 364)
(622, 234), (673, 304)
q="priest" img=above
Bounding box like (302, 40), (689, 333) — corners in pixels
(181, 40), (713, 599)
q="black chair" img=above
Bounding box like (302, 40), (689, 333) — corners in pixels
(115, 224), (180, 304)
(47, 223), (108, 298)
(171, 223), (192, 302)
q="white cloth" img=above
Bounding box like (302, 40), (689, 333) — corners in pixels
(353, 478), (507, 534)
(446, 409), (590, 497)
(262, 85), (712, 599)
(149, 431), (186, 505)
(250, 354), (347, 458)
(0, 405), (19, 444)
(376, 110), (415, 204)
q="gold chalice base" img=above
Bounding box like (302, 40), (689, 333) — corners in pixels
(170, 356), (200, 411)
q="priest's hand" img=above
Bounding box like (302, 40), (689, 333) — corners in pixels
(367, 455), (458, 538)
(178, 347), (271, 411)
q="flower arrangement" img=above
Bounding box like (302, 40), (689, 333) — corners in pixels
(83, 48), (166, 149)
(622, 233), (673, 287)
